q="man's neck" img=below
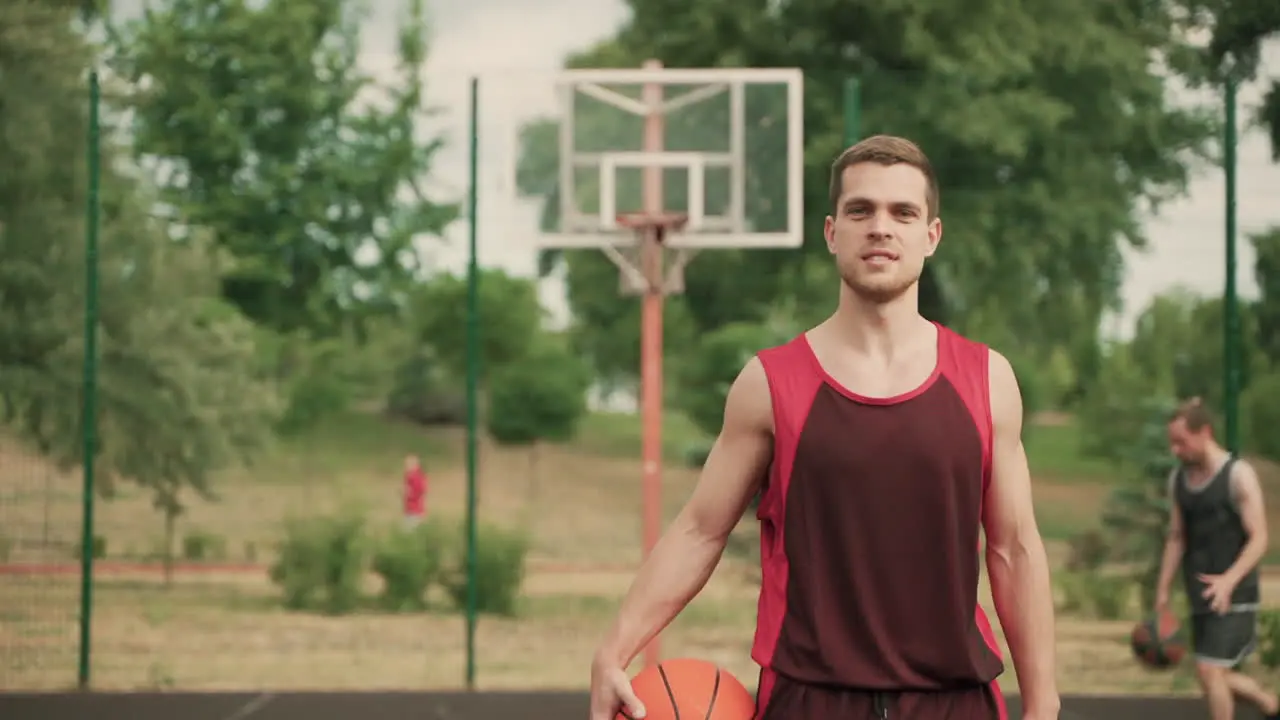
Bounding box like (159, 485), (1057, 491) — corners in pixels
(1187, 444), (1230, 474)
(828, 282), (929, 358)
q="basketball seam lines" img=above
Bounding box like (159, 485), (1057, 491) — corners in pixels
(704, 669), (721, 720)
(658, 664), (681, 720)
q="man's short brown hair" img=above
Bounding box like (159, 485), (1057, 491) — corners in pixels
(1169, 397), (1214, 432)
(828, 135), (940, 219)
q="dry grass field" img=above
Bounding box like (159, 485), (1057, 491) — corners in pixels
(3, 411), (1280, 693)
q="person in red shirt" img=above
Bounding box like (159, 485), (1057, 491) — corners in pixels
(403, 454), (427, 527)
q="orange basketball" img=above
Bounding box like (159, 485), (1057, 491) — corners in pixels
(1130, 608), (1187, 669)
(618, 658), (755, 720)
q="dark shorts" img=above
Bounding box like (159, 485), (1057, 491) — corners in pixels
(757, 670), (1005, 720)
(1191, 610), (1257, 668)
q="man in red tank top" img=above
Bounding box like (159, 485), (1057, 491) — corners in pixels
(588, 135), (1059, 720)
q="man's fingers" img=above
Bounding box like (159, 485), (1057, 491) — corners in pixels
(590, 697), (619, 720)
(615, 677), (646, 719)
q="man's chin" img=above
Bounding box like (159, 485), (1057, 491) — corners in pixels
(845, 279), (915, 304)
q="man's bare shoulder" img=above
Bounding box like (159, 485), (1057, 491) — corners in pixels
(1229, 457), (1264, 497)
(985, 348), (1022, 431)
(726, 356), (774, 434)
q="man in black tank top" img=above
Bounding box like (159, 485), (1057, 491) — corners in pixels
(1154, 399), (1280, 720)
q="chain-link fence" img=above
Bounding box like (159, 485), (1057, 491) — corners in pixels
(5, 2), (1280, 696)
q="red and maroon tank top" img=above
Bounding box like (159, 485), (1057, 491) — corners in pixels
(750, 323), (1005, 692)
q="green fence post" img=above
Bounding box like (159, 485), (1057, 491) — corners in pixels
(844, 77), (862, 145)
(463, 75), (481, 691)
(77, 68), (102, 691)
(1223, 75), (1240, 453)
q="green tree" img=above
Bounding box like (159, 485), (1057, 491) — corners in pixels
(486, 336), (591, 510)
(516, 0), (1217, 387)
(0, 2), (279, 557)
(677, 321), (792, 437)
(109, 0), (458, 335)
(1078, 342), (1163, 464)
(410, 269), (543, 385)
(1125, 289), (1265, 410)
(1195, 0), (1280, 155)
(1252, 228), (1280, 364)
(1098, 398), (1179, 610)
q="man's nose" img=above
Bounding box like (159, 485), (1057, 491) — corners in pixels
(865, 211), (893, 240)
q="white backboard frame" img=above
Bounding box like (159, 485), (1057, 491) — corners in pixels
(598, 152), (705, 232)
(535, 67), (805, 251)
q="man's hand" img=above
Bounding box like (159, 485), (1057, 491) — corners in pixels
(1198, 572), (1238, 615)
(589, 654), (645, 720)
(1154, 585), (1170, 615)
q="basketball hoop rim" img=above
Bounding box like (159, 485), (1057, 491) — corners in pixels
(614, 212), (689, 232)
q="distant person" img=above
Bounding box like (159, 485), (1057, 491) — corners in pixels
(403, 454), (428, 528)
(1155, 399), (1280, 720)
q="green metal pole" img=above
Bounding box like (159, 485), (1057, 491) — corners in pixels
(463, 76), (481, 691)
(77, 69), (102, 690)
(844, 77), (862, 145)
(1223, 76), (1240, 453)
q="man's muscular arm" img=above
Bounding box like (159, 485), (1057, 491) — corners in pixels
(1225, 460), (1268, 585)
(1154, 470), (1185, 611)
(983, 351), (1059, 718)
(593, 358), (774, 670)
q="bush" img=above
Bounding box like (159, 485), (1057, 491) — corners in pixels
(682, 442), (712, 469)
(1064, 530), (1108, 572)
(384, 348), (466, 426)
(371, 522), (448, 611)
(1054, 571), (1134, 620)
(1243, 370), (1280, 462)
(72, 534), (108, 561)
(269, 513), (367, 615)
(1258, 610), (1280, 669)
(441, 524), (529, 616)
(181, 530), (228, 562)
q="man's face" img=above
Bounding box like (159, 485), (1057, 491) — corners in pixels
(823, 162), (941, 303)
(1168, 418), (1210, 465)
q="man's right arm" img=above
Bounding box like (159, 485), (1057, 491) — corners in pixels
(593, 357), (774, 669)
(1155, 470), (1184, 608)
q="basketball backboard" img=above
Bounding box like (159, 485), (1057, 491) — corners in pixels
(514, 67), (805, 252)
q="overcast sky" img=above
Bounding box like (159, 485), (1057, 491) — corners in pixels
(116, 0), (1280, 336)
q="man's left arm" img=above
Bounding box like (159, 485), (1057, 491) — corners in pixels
(1225, 461), (1268, 585)
(983, 350), (1059, 719)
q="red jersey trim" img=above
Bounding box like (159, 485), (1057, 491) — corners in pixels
(752, 338), (824, 670)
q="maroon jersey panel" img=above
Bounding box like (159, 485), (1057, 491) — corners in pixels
(751, 325), (1006, 718)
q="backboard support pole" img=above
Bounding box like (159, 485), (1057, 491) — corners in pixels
(531, 60), (804, 669)
(639, 58), (665, 670)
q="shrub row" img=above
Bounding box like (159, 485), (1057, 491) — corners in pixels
(267, 513), (528, 616)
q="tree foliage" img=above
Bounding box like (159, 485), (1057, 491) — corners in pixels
(1098, 398), (1179, 610)
(110, 0), (458, 335)
(1193, 0), (1280, 156)
(677, 322), (793, 437)
(486, 337), (591, 447)
(1078, 288), (1267, 462)
(516, 0), (1219, 386)
(0, 2), (280, 510)
(410, 269), (543, 385)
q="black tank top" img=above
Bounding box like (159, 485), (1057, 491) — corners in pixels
(1175, 456), (1260, 614)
